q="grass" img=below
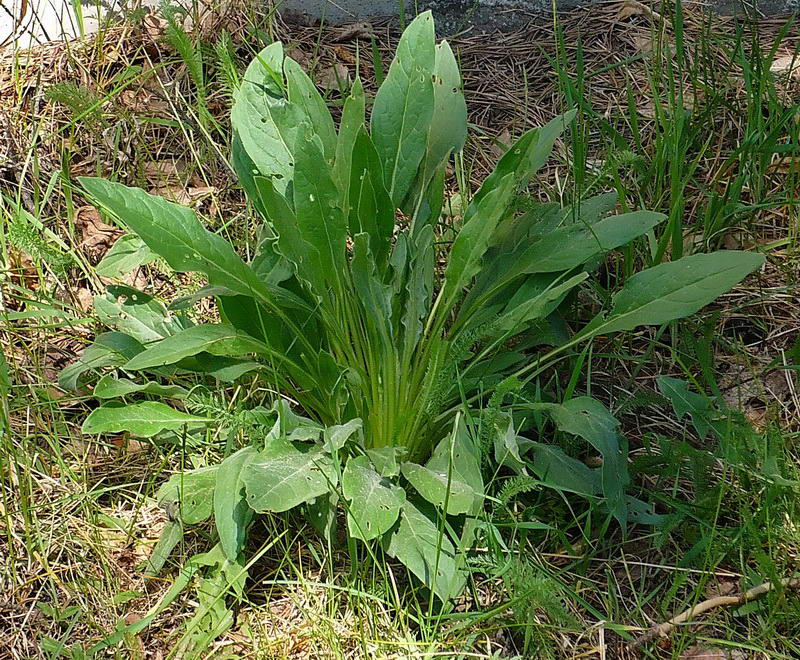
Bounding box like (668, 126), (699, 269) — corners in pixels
(1, 0), (799, 657)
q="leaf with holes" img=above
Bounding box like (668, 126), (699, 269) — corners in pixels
(342, 455), (405, 541)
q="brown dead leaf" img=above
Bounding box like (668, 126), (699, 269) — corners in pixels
(154, 185), (217, 206)
(632, 33), (655, 53)
(142, 11), (166, 41)
(75, 205), (122, 264)
(616, 0), (661, 21)
(333, 45), (358, 65)
(140, 158), (189, 186)
(119, 88), (173, 118)
(287, 48), (311, 72)
(681, 648), (745, 660)
(490, 127), (513, 158)
(333, 21), (376, 42)
(318, 63), (350, 92)
(770, 53), (800, 80)
(704, 579), (739, 599)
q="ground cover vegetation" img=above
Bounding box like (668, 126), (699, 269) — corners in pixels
(1, 1), (799, 658)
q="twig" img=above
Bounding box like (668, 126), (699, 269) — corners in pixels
(630, 578), (800, 648)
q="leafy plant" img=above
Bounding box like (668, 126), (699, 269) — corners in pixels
(63, 11), (764, 648)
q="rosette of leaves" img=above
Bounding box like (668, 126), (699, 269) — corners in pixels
(64, 11), (763, 643)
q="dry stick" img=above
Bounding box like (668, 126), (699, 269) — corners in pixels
(630, 578), (800, 649)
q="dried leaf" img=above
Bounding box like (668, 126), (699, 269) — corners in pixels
(770, 53), (800, 79)
(616, 0), (661, 20)
(318, 63), (350, 92)
(333, 22), (376, 42)
(152, 185), (217, 206)
(75, 205), (122, 264)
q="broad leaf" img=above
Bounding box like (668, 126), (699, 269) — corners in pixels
(82, 401), (211, 437)
(386, 500), (463, 601)
(157, 467), (217, 524)
(215, 447), (257, 560)
(371, 11), (436, 205)
(242, 444), (337, 513)
(527, 442), (601, 497)
(93, 375), (188, 399)
(366, 447), (406, 477)
(342, 455), (405, 540)
(80, 178), (284, 309)
(548, 397), (629, 527)
(124, 324), (270, 371)
(231, 43), (305, 195)
(594, 251), (765, 334)
(284, 57), (336, 160)
(95, 234), (157, 278)
(95, 289), (190, 344)
(657, 376), (721, 439)
(59, 332), (144, 390)
(400, 462), (476, 515)
(333, 77), (366, 206)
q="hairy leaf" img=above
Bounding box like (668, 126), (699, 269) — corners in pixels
(342, 455), (405, 540)
(215, 447), (257, 560)
(82, 401), (211, 437)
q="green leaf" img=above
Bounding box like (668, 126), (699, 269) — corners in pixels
(527, 442), (601, 497)
(366, 447), (406, 477)
(284, 58), (336, 160)
(214, 446), (257, 560)
(421, 40), (467, 177)
(59, 332), (145, 391)
(142, 520), (183, 576)
(548, 397), (629, 528)
(157, 467), (217, 524)
(80, 178), (278, 307)
(333, 77), (365, 205)
(93, 375), (188, 399)
(386, 500), (463, 601)
(657, 376), (720, 439)
(95, 289), (190, 344)
(293, 134), (347, 289)
(124, 324), (270, 371)
(231, 42), (306, 195)
(323, 418), (363, 452)
(342, 455), (405, 540)
(371, 11), (436, 205)
(242, 443), (337, 513)
(95, 234), (157, 277)
(82, 401), (211, 437)
(594, 251), (765, 334)
(400, 462), (476, 515)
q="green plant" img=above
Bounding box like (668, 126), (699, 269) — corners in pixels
(63, 11), (764, 649)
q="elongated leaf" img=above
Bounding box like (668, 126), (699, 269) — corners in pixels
(93, 375), (188, 399)
(548, 397), (628, 527)
(323, 419), (363, 452)
(400, 462), (475, 515)
(142, 519), (182, 576)
(527, 442), (601, 497)
(293, 135), (347, 289)
(594, 251), (765, 334)
(371, 11), (436, 205)
(284, 58), (336, 160)
(95, 234), (157, 278)
(124, 324), (269, 371)
(401, 226), (434, 361)
(215, 446), (257, 560)
(351, 233), (393, 344)
(333, 77), (365, 205)
(366, 446), (406, 477)
(242, 444), (337, 513)
(342, 455), (405, 540)
(386, 500), (463, 601)
(157, 467), (217, 524)
(421, 40), (467, 177)
(80, 178), (279, 307)
(82, 401), (211, 437)
(231, 43), (306, 195)
(59, 332), (145, 390)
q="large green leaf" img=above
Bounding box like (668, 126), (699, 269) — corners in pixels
(370, 11), (436, 205)
(400, 462), (476, 515)
(79, 178), (282, 308)
(231, 43), (306, 195)
(385, 500), (463, 601)
(124, 324), (269, 371)
(342, 455), (405, 541)
(93, 375), (188, 399)
(95, 234), (157, 278)
(157, 467), (217, 524)
(593, 251), (765, 334)
(657, 376), (720, 439)
(333, 77), (365, 206)
(292, 135), (347, 289)
(527, 442), (601, 497)
(94, 288), (190, 344)
(82, 401), (211, 437)
(548, 397), (628, 527)
(284, 58), (336, 160)
(59, 332), (144, 390)
(242, 443), (337, 513)
(420, 40), (467, 178)
(215, 446), (257, 560)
